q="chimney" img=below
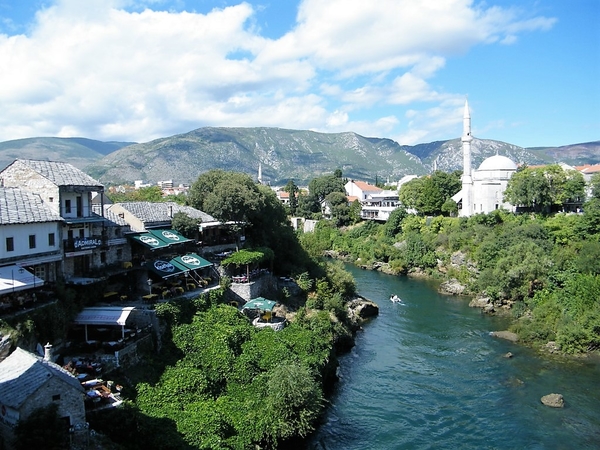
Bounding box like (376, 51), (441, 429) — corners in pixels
(43, 342), (53, 362)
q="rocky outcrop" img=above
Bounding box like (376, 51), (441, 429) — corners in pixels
(541, 393), (564, 408)
(346, 297), (379, 331)
(490, 330), (519, 342)
(439, 278), (467, 295)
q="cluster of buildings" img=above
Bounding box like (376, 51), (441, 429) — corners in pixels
(0, 159), (241, 449)
(278, 100), (596, 221)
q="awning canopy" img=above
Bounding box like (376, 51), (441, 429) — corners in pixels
(0, 265), (44, 295)
(73, 307), (135, 326)
(243, 297), (276, 312)
(172, 253), (212, 271)
(147, 259), (186, 278)
(129, 233), (170, 250)
(148, 229), (192, 245)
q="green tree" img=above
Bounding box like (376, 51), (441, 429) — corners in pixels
(309, 173), (346, 204)
(398, 177), (424, 211)
(264, 361), (323, 442)
(171, 211), (201, 239)
(324, 191), (351, 226)
(504, 167), (550, 211)
(383, 206), (407, 237)
(283, 179), (299, 215)
(108, 185), (164, 203)
(398, 171), (460, 216)
(296, 191), (321, 219)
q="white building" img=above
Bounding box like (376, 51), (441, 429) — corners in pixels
(344, 180), (402, 222)
(0, 187), (63, 292)
(453, 101), (517, 216)
(0, 159), (109, 282)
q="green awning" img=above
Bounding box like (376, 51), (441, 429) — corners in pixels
(129, 233), (170, 250)
(172, 253), (212, 271)
(148, 229), (192, 245)
(147, 259), (185, 278)
(242, 297), (276, 311)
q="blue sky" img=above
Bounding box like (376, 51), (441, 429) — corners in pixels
(0, 0), (598, 148)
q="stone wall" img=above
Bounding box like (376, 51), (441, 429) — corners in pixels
(228, 275), (278, 303)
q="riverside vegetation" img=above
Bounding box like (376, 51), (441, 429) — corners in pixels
(300, 204), (600, 355)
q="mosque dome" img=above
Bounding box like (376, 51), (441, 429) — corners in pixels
(477, 155), (518, 171)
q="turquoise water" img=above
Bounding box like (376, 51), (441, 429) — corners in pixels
(307, 266), (600, 450)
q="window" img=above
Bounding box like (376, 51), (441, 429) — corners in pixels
(52, 394), (61, 401)
(29, 235), (36, 249)
(48, 233), (55, 247)
(100, 252), (106, 264)
(68, 230), (74, 240)
(65, 199), (71, 214)
(6, 237), (14, 252)
(49, 197), (54, 202)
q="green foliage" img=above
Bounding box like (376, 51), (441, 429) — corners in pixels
(171, 212), (201, 239)
(135, 303), (335, 449)
(504, 165), (585, 212)
(108, 185), (165, 203)
(325, 191), (352, 226)
(283, 179), (299, 215)
(383, 206), (407, 237)
(264, 361), (323, 441)
(398, 171), (461, 216)
(309, 173), (345, 204)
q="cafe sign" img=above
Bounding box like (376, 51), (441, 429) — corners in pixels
(181, 255), (200, 266)
(154, 260), (176, 273)
(74, 237), (102, 250)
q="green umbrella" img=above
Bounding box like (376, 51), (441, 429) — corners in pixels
(242, 297), (276, 311)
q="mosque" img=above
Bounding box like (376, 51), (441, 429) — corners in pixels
(452, 100), (517, 217)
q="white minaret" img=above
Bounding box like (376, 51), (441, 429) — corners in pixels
(460, 99), (473, 217)
(258, 163), (263, 185)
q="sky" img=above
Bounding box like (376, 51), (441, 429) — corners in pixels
(0, 0), (598, 148)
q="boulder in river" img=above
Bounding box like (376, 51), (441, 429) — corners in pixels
(346, 297), (379, 330)
(438, 278), (466, 295)
(541, 393), (564, 408)
(489, 330), (519, 342)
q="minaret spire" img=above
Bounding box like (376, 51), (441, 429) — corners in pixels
(460, 99), (473, 216)
(258, 163), (262, 185)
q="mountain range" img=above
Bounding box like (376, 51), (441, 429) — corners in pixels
(0, 128), (598, 186)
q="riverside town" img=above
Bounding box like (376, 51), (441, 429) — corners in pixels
(0, 102), (599, 449)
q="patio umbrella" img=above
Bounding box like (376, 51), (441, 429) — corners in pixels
(242, 297), (276, 311)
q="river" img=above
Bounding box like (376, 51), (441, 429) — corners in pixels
(306, 265), (600, 450)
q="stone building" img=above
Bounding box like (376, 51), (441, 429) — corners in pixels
(0, 345), (86, 449)
(0, 160), (109, 281)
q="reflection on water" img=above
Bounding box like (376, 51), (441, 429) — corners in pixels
(307, 265), (600, 450)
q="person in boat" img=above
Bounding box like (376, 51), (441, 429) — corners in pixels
(390, 294), (402, 303)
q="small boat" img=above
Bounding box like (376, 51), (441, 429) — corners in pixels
(390, 294), (402, 304)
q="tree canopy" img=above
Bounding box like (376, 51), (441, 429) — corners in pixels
(503, 164), (585, 212)
(398, 171), (461, 216)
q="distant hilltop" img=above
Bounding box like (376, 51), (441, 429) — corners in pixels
(0, 128), (598, 186)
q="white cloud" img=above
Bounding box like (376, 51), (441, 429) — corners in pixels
(0, 0), (556, 143)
